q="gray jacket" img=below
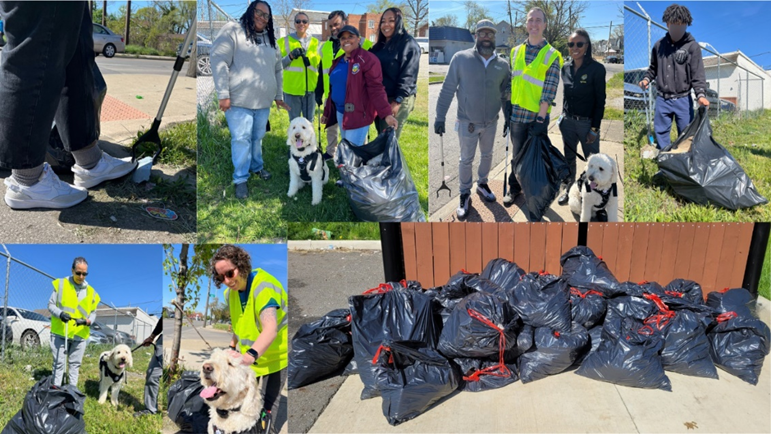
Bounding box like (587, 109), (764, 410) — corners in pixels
(211, 21), (283, 110)
(435, 48), (511, 125)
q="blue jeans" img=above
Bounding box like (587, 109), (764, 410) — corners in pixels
(337, 111), (369, 147)
(225, 106), (270, 184)
(654, 95), (694, 150)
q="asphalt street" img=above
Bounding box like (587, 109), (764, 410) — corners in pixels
(96, 55), (190, 75)
(428, 62), (623, 214)
(163, 318), (232, 347)
(287, 249), (386, 434)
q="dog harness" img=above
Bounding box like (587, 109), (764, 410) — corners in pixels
(577, 171), (617, 210)
(290, 150), (321, 182)
(99, 354), (124, 383)
(212, 406), (262, 434)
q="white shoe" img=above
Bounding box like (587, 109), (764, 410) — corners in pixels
(4, 163), (88, 209)
(72, 152), (137, 188)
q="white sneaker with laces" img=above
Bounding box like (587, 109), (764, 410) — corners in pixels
(4, 163), (88, 209)
(72, 152), (137, 188)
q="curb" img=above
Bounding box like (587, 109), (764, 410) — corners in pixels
(113, 53), (177, 61)
(287, 240), (382, 251)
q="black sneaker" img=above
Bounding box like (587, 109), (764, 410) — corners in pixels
(235, 182), (248, 199)
(456, 193), (471, 219)
(322, 152), (333, 161)
(502, 189), (520, 207)
(133, 409), (156, 418)
(255, 169), (271, 180)
(476, 183), (496, 202)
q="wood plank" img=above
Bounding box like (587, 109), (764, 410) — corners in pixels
(431, 223), (451, 289)
(702, 224), (726, 294)
(514, 223), (531, 272)
(715, 224), (742, 291)
(629, 223), (651, 283)
(643, 224), (665, 283)
(400, 223), (418, 281)
(614, 224), (635, 282)
(449, 223), (466, 277)
(688, 223), (711, 287)
(415, 223), (435, 287)
(731, 223), (756, 290)
(481, 223), (499, 271)
(498, 223), (516, 262)
(545, 223), (564, 276)
(601, 223), (620, 274)
(562, 223), (580, 257)
(530, 223), (547, 273)
(465, 223), (483, 274)
(673, 223), (696, 283)
(657, 223), (680, 285)
(586, 223), (604, 257)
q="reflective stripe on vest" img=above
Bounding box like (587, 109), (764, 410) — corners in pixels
(510, 43), (563, 113)
(278, 35), (320, 95)
(50, 278), (98, 340)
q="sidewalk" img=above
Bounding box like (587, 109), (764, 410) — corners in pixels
(308, 296), (771, 433)
(429, 119), (625, 222)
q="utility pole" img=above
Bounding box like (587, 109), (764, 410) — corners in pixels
(203, 278), (211, 328)
(125, 0), (131, 46)
(507, 0), (513, 51)
(607, 20), (612, 55)
(102, 1), (107, 26)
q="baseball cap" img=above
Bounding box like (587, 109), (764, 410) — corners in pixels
(476, 19), (496, 34)
(338, 25), (360, 38)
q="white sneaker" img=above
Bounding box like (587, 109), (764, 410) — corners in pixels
(4, 163), (87, 209)
(72, 152), (137, 188)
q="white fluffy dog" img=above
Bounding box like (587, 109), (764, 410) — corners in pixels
(199, 349), (262, 434)
(98, 344), (133, 406)
(287, 116), (329, 206)
(568, 153), (619, 222)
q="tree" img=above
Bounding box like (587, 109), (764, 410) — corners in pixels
(431, 14), (459, 27)
(367, 0), (405, 14)
(403, 0), (428, 35)
(464, 1), (490, 33)
(612, 23), (624, 51)
(518, 0), (589, 55)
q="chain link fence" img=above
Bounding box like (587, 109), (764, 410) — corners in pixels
(624, 4), (766, 120)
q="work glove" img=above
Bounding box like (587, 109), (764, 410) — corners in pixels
(502, 102), (512, 137)
(434, 121), (445, 135)
(290, 47), (306, 60)
(74, 318), (87, 326)
(530, 119), (548, 137)
(59, 312), (71, 323)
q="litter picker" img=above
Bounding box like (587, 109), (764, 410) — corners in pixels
(436, 133), (451, 198)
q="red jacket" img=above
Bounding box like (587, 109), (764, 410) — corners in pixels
(323, 47), (392, 130)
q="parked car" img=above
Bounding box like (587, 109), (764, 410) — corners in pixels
(91, 321), (124, 344)
(719, 98), (736, 112)
(0, 307), (51, 349)
(605, 55), (622, 64)
(87, 329), (111, 345)
(179, 34), (212, 76)
(415, 37), (428, 54)
(624, 82), (654, 113)
(92, 23), (125, 58)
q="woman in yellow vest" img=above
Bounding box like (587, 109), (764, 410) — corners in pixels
(277, 12), (320, 121)
(47, 256), (100, 387)
(210, 245), (288, 433)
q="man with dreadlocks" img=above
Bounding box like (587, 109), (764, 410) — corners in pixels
(639, 3), (708, 150)
(212, 0), (291, 200)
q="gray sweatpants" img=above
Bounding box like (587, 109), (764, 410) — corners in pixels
(50, 333), (87, 387)
(144, 335), (163, 413)
(284, 92), (315, 121)
(457, 119), (498, 195)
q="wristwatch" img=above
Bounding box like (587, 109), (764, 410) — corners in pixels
(246, 348), (259, 364)
(395, 96), (403, 104)
(536, 116), (545, 123)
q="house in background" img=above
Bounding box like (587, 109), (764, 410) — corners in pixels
(428, 26), (473, 64)
(703, 51), (771, 111)
(322, 13), (382, 45)
(94, 306), (158, 342)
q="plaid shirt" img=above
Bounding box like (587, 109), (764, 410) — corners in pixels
(510, 39), (561, 124)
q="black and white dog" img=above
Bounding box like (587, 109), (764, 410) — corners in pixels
(98, 344), (133, 406)
(287, 117), (329, 205)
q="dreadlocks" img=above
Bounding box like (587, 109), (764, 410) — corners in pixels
(240, 0), (277, 48)
(662, 4), (693, 25)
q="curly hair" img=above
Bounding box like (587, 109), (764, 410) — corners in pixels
(71, 257), (88, 269)
(375, 7), (406, 47)
(662, 4), (692, 25)
(240, 0), (277, 49)
(570, 29), (593, 59)
(210, 245), (252, 288)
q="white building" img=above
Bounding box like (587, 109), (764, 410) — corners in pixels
(702, 51), (770, 111)
(94, 306), (158, 342)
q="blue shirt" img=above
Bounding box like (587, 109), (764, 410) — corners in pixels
(330, 58), (348, 113)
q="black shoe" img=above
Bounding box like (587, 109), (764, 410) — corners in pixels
(456, 193), (471, 219)
(322, 152), (333, 161)
(335, 180), (343, 187)
(558, 180), (573, 205)
(255, 169), (271, 180)
(502, 189), (521, 207)
(476, 183), (496, 202)
(235, 182), (248, 199)
(133, 409), (156, 418)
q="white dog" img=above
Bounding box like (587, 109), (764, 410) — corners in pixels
(568, 153), (619, 222)
(199, 349), (262, 434)
(98, 344), (133, 406)
(287, 116), (329, 206)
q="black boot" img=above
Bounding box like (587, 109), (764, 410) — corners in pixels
(557, 181), (573, 206)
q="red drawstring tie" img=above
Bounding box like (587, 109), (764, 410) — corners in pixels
(717, 311), (738, 323)
(638, 280), (649, 285)
(643, 293), (670, 313)
(664, 290), (685, 298)
(720, 287), (730, 293)
(346, 314), (351, 323)
(363, 282), (393, 294)
(539, 270), (548, 276)
(570, 287), (604, 299)
(597, 255), (603, 260)
(462, 308), (511, 382)
(553, 331), (560, 338)
(372, 344), (394, 365)
(461, 269), (471, 274)
(639, 293), (675, 335)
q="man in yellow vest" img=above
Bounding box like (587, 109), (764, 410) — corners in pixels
(210, 245), (288, 434)
(47, 256), (100, 387)
(314, 10), (373, 160)
(277, 12), (320, 121)
(503, 7), (563, 209)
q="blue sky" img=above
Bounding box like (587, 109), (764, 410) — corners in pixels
(161, 244), (288, 313)
(0, 244), (163, 316)
(625, 2), (771, 70)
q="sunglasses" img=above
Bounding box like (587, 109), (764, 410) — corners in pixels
(74, 272), (88, 277)
(254, 10), (269, 20)
(567, 42), (586, 48)
(214, 268), (236, 283)
(477, 31), (495, 38)
(295, 19), (308, 24)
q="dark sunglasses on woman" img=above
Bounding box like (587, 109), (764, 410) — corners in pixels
(567, 42), (586, 48)
(214, 268), (236, 283)
(295, 19), (308, 24)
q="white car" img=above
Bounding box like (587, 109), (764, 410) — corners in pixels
(0, 307), (51, 349)
(93, 23), (125, 58)
(416, 37), (428, 54)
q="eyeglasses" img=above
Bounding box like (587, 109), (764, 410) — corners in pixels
(214, 268), (236, 283)
(295, 19), (308, 24)
(254, 10), (269, 20)
(74, 272), (88, 277)
(567, 42), (586, 48)
(477, 31), (495, 38)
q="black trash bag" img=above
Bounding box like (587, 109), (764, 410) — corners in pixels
(587, 325), (603, 354)
(569, 287), (607, 329)
(664, 279), (705, 305)
(288, 309), (353, 389)
(504, 272), (572, 332)
(519, 324), (590, 384)
(706, 288), (756, 318)
(657, 309), (718, 379)
(454, 357), (519, 392)
(438, 291), (520, 359)
(707, 312), (771, 385)
(575, 317), (672, 391)
(605, 295), (660, 322)
(350, 288), (440, 400)
(480, 258), (527, 291)
(373, 341), (459, 425)
(512, 126), (570, 221)
(516, 324), (535, 354)
(2, 376), (86, 434)
(167, 371), (210, 433)
(433, 271), (484, 325)
(655, 106), (768, 210)
(560, 246), (622, 297)
(336, 128), (426, 222)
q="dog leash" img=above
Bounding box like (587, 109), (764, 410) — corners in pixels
(131, 331), (162, 353)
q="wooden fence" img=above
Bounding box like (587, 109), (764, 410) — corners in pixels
(399, 222), (755, 295)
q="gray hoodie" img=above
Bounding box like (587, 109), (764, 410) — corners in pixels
(211, 21), (283, 110)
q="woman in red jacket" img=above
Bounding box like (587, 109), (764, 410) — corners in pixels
(321, 25), (397, 147)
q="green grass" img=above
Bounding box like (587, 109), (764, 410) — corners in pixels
(0, 343), (160, 433)
(429, 75), (445, 84)
(760, 238), (770, 300)
(124, 45), (175, 57)
(212, 323), (231, 331)
(607, 72), (624, 90)
(197, 79), (429, 243)
(624, 109), (771, 221)
(134, 121), (197, 167)
(604, 107), (623, 121)
(287, 222), (381, 240)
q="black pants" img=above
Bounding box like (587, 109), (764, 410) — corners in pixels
(260, 368), (287, 434)
(559, 117), (600, 184)
(0, 1), (98, 169)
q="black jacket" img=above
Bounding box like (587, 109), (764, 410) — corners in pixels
(561, 58), (606, 129)
(644, 32), (707, 99)
(371, 32), (420, 100)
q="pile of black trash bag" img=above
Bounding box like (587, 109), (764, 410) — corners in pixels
(287, 246), (770, 426)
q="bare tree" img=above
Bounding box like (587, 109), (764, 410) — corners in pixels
(367, 0), (405, 14)
(272, 0), (312, 37)
(431, 14), (459, 27)
(465, 1), (490, 33)
(403, 0), (428, 35)
(517, 0), (588, 54)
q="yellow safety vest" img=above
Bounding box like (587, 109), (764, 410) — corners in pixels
(226, 269), (288, 377)
(277, 35), (320, 95)
(320, 38), (373, 101)
(50, 278), (100, 340)
(510, 42), (563, 114)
